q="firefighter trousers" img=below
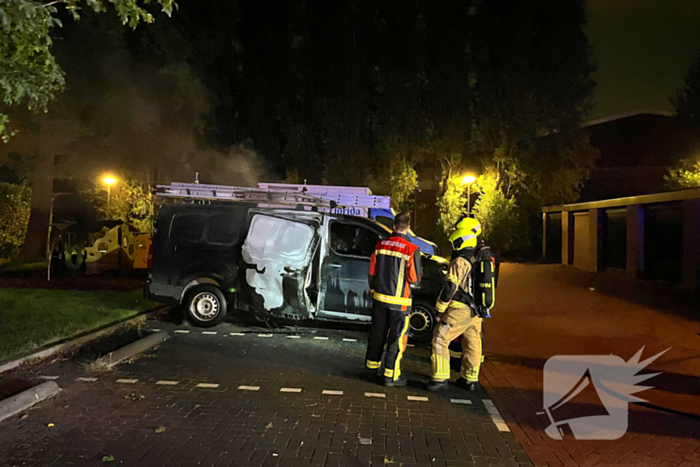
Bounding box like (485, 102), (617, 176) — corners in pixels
(365, 303), (410, 381)
(431, 305), (482, 383)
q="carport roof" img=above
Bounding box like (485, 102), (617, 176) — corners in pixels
(542, 187), (700, 212)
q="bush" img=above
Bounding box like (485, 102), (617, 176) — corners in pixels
(471, 172), (521, 254)
(0, 183), (31, 258)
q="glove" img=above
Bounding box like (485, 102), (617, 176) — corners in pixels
(475, 306), (489, 319)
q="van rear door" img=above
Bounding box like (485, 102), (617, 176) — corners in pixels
(239, 210), (322, 320)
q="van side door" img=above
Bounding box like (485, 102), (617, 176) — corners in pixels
(238, 210), (322, 320)
(317, 217), (384, 321)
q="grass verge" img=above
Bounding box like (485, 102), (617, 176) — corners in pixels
(0, 288), (156, 360)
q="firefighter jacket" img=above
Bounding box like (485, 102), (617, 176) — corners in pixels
(435, 251), (473, 313)
(368, 233), (422, 311)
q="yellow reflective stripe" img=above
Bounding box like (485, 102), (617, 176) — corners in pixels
(366, 360), (381, 369)
(384, 368), (394, 377)
(391, 316), (410, 380)
(435, 301), (448, 313)
(446, 273), (459, 284)
(376, 249), (410, 261)
(372, 292), (412, 306)
(432, 354), (450, 381)
(396, 258), (405, 298)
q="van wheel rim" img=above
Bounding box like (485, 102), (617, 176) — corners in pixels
(191, 292), (219, 321)
(410, 308), (432, 335)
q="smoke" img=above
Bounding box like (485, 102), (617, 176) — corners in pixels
(40, 14), (267, 188)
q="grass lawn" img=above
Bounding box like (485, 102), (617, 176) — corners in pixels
(0, 288), (156, 360)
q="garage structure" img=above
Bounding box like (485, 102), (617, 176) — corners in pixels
(542, 188), (700, 290)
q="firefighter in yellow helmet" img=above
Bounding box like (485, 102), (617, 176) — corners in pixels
(427, 217), (484, 392)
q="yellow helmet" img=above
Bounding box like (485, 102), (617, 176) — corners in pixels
(449, 217), (482, 250)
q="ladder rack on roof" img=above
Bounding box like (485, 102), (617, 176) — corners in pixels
(257, 183), (391, 210)
(154, 182), (392, 210)
(153, 182), (334, 209)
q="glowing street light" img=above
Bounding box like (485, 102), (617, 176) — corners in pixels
(461, 174), (477, 215)
(103, 176), (117, 219)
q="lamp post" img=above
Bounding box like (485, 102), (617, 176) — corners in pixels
(103, 177), (116, 219)
(462, 175), (476, 215)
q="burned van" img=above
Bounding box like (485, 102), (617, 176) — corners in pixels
(145, 203), (448, 341)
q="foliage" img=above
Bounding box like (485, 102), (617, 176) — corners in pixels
(471, 171), (520, 254)
(388, 161), (418, 213)
(371, 136), (421, 212)
(0, 0), (175, 141)
(437, 177), (468, 236)
(0, 182), (31, 257)
(83, 178), (156, 235)
(666, 155), (700, 189)
(468, 0), (596, 205)
(674, 50), (700, 136)
(0, 288), (154, 359)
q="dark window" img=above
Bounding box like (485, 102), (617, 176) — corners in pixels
(331, 222), (380, 258)
(207, 215), (240, 244)
(375, 216), (394, 230)
(170, 214), (206, 243)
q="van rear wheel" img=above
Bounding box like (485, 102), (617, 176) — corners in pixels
(184, 284), (227, 328)
(409, 301), (436, 343)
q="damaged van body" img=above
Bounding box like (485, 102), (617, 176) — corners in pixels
(146, 201), (448, 342)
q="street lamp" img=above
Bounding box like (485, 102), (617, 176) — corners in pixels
(462, 175), (476, 215)
(103, 176), (117, 219)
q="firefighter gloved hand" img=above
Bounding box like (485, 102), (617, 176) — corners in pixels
(475, 306), (488, 319)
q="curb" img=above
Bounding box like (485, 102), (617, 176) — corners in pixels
(0, 381), (62, 423)
(0, 306), (167, 375)
(93, 330), (170, 370)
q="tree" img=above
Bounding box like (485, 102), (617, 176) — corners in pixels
(0, 182), (31, 258)
(669, 49), (700, 190)
(0, 0), (174, 262)
(83, 178), (157, 236)
(437, 176), (468, 236)
(674, 50), (700, 136)
(435, 0), (597, 253)
(0, 0), (175, 141)
(666, 155), (700, 189)
(471, 171), (520, 254)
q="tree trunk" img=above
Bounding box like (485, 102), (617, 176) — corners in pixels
(18, 130), (55, 263)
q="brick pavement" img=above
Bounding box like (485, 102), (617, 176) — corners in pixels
(479, 263), (700, 467)
(0, 321), (530, 467)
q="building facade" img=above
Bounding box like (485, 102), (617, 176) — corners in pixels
(542, 188), (700, 291)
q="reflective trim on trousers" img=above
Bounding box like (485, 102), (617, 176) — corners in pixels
(366, 360), (381, 370)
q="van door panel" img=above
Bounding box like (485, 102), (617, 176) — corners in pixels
(318, 218), (382, 321)
(239, 210), (322, 319)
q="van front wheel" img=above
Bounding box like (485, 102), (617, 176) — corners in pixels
(184, 284), (227, 327)
(409, 301), (436, 343)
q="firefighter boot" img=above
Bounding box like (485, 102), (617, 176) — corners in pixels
(383, 375), (407, 387)
(456, 377), (478, 392)
(426, 380), (449, 391)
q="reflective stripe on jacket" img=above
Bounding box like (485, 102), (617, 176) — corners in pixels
(368, 233), (422, 311)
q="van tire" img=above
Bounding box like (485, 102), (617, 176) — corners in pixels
(184, 284), (227, 327)
(409, 300), (436, 343)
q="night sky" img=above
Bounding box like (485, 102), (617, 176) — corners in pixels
(587, 0), (700, 120)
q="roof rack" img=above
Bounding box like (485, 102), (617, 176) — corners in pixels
(154, 182), (335, 209)
(257, 183), (391, 210)
(154, 182), (392, 210)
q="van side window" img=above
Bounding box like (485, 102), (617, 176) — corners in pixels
(375, 216), (394, 230)
(207, 215), (240, 244)
(330, 222), (379, 258)
(170, 214), (206, 243)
